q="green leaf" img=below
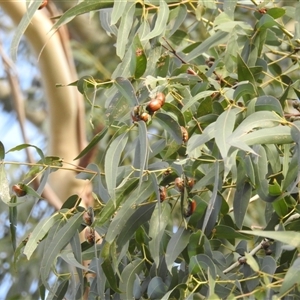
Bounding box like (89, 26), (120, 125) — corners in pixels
(272, 198), (288, 218)
(136, 121), (149, 183)
(233, 180), (252, 229)
(240, 230), (300, 249)
(162, 102), (186, 127)
(119, 259), (144, 298)
(102, 258), (122, 293)
(95, 178), (139, 227)
(223, 0), (237, 19)
(214, 225), (252, 241)
(182, 90), (216, 113)
(257, 14), (279, 30)
(24, 213), (62, 260)
(189, 254), (217, 279)
(255, 95), (283, 116)
(279, 257), (300, 296)
(147, 277), (168, 299)
(240, 126), (292, 146)
(7, 143), (44, 160)
(185, 31), (228, 62)
(244, 252), (259, 273)
(166, 227), (190, 272)
(9, 195), (18, 251)
(0, 141), (5, 160)
(10, 0), (44, 61)
(114, 77), (139, 106)
(105, 132), (128, 200)
(237, 53), (256, 86)
(141, 0), (169, 41)
(0, 164), (10, 204)
(132, 35), (147, 79)
(111, 0), (127, 25)
(267, 7), (286, 19)
(74, 126), (108, 160)
(214, 108), (238, 158)
(149, 202), (172, 266)
(154, 112), (183, 145)
(168, 4), (187, 37)
(116, 203), (156, 249)
(116, 2), (135, 59)
(59, 250), (90, 271)
(233, 82), (257, 101)
(52, 0), (114, 30)
(105, 180), (153, 243)
(40, 212), (84, 285)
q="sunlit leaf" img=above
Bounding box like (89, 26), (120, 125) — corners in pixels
(24, 213), (62, 260)
(116, 2), (135, 59)
(240, 230), (300, 249)
(40, 212), (84, 285)
(0, 164), (10, 204)
(111, 0), (127, 25)
(141, 0), (169, 41)
(105, 132), (128, 200)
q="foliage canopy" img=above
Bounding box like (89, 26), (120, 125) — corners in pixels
(2, 0), (300, 299)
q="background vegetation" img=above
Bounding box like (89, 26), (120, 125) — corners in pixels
(1, 0), (300, 299)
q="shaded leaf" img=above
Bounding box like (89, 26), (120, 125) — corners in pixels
(9, 195), (17, 251)
(119, 259), (144, 298)
(102, 258), (122, 293)
(166, 227), (190, 272)
(116, 203), (156, 249)
(95, 178), (139, 227)
(155, 112), (183, 144)
(0, 141), (4, 160)
(74, 126), (108, 160)
(147, 277), (168, 299)
(149, 202), (172, 266)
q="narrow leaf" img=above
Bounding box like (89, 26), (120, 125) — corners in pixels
(24, 213), (62, 259)
(240, 230), (300, 248)
(166, 227), (190, 272)
(74, 126), (108, 160)
(155, 112), (183, 144)
(0, 164), (10, 204)
(141, 0), (169, 41)
(105, 132), (128, 200)
(214, 108), (237, 158)
(111, 0), (127, 25)
(116, 2), (135, 59)
(40, 212), (84, 285)
(119, 259), (144, 298)
(114, 77), (138, 106)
